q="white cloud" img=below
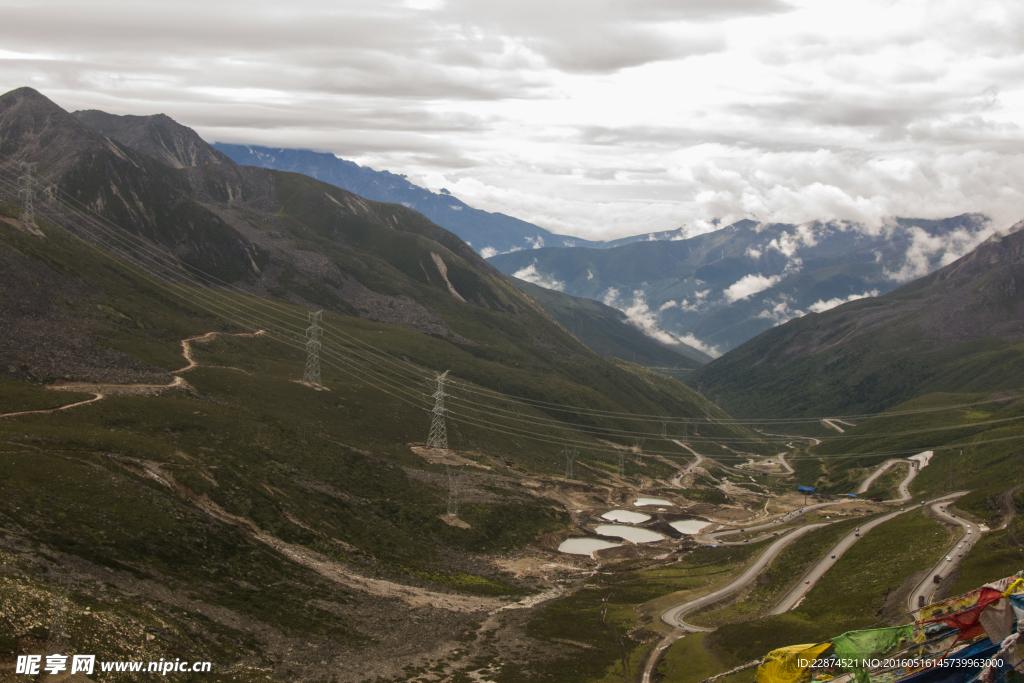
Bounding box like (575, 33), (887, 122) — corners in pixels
(746, 247), (761, 259)
(525, 235), (545, 249)
(480, 246), (498, 258)
(664, 289), (712, 313)
(767, 225), (817, 257)
(586, 268), (594, 280)
(8, 1), (1024, 239)
(603, 288), (721, 357)
(757, 296), (803, 325)
(807, 290), (879, 313)
(757, 289), (882, 326)
(884, 223), (996, 282)
(513, 263), (564, 290)
(723, 273), (782, 303)
(676, 334), (721, 358)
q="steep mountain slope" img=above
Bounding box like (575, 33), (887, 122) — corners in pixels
(690, 225), (1024, 417)
(73, 109), (235, 168)
(510, 277), (708, 368)
(489, 216), (994, 353)
(213, 143), (604, 255)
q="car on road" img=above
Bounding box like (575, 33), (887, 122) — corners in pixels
(946, 556), (952, 562)
(967, 528), (972, 534)
(831, 554), (836, 559)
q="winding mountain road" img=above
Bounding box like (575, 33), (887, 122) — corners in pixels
(858, 459), (907, 493)
(907, 495), (977, 610)
(642, 450), (947, 681)
(661, 523), (832, 630)
(0, 330), (264, 422)
(769, 492), (966, 614)
(0, 392), (104, 420)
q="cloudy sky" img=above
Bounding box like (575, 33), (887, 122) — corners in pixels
(4, 0), (1024, 240)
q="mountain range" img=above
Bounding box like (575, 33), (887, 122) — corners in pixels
(691, 222), (1024, 417)
(488, 215), (996, 355)
(213, 143), (676, 256)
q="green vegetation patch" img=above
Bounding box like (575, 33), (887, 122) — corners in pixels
(0, 377), (94, 414)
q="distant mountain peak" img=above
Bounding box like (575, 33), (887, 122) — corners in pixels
(73, 109), (233, 169)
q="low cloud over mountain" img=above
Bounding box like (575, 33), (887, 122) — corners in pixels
(490, 214), (1003, 352)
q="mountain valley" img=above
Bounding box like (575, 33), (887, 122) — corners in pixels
(0, 86), (1022, 683)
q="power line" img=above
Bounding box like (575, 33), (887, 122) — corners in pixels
(0, 167), (434, 413)
(0, 156), (1008, 444)
(1, 156), (1020, 466)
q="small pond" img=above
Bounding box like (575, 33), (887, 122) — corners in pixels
(595, 525), (665, 543)
(601, 510), (651, 524)
(558, 538), (622, 557)
(634, 497), (672, 507)
(670, 520), (711, 535)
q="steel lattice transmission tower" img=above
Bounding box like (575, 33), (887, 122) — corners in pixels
(563, 444), (577, 479)
(634, 437), (645, 464)
(303, 310), (323, 386)
(46, 568), (74, 655)
(446, 465), (462, 517)
(18, 162), (37, 225)
(617, 451), (626, 477)
(426, 371), (449, 451)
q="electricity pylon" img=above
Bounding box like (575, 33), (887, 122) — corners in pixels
(426, 371), (449, 451)
(446, 465), (462, 517)
(18, 162), (37, 225)
(303, 310), (323, 386)
(564, 444), (577, 479)
(617, 451), (625, 477)
(634, 437), (645, 464)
